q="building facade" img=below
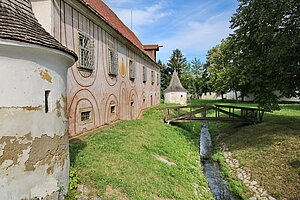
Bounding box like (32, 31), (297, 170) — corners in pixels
(31, 0), (161, 137)
(0, 0), (76, 199)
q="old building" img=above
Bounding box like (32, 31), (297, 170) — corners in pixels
(31, 0), (161, 137)
(0, 0), (76, 199)
(164, 71), (187, 105)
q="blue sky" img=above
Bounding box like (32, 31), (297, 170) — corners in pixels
(102, 0), (239, 64)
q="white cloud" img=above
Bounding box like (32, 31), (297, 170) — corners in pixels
(110, 1), (172, 32)
(103, 0), (135, 6)
(157, 12), (233, 62)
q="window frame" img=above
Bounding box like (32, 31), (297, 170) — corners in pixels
(80, 107), (93, 125)
(129, 59), (135, 80)
(78, 31), (94, 72)
(151, 70), (155, 85)
(143, 66), (147, 83)
(108, 48), (118, 76)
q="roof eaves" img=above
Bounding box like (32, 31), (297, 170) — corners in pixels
(77, 0), (161, 69)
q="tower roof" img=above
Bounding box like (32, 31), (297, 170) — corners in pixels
(164, 70), (187, 93)
(0, 0), (77, 60)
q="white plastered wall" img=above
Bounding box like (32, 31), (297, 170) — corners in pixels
(0, 39), (74, 200)
(164, 92), (187, 105)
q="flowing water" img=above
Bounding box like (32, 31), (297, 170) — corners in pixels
(200, 122), (240, 200)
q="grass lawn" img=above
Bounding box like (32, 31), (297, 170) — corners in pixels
(191, 99), (300, 200)
(69, 104), (214, 200)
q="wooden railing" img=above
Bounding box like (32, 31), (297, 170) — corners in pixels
(158, 104), (267, 124)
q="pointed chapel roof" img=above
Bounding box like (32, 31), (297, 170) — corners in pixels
(0, 0), (77, 60)
(164, 70), (187, 93)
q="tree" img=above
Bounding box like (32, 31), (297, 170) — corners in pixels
(229, 0), (300, 110)
(158, 60), (172, 97)
(167, 49), (187, 76)
(205, 41), (231, 100)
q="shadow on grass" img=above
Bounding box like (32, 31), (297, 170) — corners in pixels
(290, 160), (300, 171)
(69, 139), (88, 167)
(220, 114), (300, 151)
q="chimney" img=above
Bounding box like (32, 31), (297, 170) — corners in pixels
(143, 45), (160, 61)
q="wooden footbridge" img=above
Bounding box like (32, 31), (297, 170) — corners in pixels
(158, 104), (266, 124)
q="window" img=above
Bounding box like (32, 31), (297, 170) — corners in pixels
(129, 59), (135, 80)
(80, 108), (93, 125)
(108, 48), (118, 76)
(45, 90), (51, 113)
(143, 66), (147, 82)
(110, 104), (116, 113)
(78, 32), (94, 72)
(151, 71), (155, 85)
(81, 111), (91, 121)
(157, 73), (160, 85)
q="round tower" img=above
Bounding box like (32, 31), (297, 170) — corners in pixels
(0, 0), (77, 199)
(164, 70), (187, 105)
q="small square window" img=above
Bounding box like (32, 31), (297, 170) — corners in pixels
(129, 59), (135, 80)
(108, 48), (118, 76)
(80, 108), (93, 125)
(81, 111), (91, 121)
(78, 32), (94, 72)
(143, 66), (147, 83)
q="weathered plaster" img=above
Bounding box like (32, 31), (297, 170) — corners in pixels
(0, 136), (30, 167)
(39, 69), (53, 83)
(0, 38), (73, 199)
(0, 132), (69, 199)
(25, 134), (68, 172)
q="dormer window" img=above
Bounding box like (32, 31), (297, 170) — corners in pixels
(129, 59), (135, 80)
(78, 32), (94, 72)
(143, 66), (147, 83)
(108, 48), (118, 76)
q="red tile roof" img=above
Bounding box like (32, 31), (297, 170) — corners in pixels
(82, 0), (144, 51)
(143, 44), (160, 51)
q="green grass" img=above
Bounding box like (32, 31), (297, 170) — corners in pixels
(69, 105), (214, 200)
(191, 99), (300, 200)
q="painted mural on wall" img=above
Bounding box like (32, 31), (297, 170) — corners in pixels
(32, 0), (162, 137)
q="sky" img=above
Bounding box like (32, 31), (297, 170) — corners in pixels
(102, 0), (239, 64)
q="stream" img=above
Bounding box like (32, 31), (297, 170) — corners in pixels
(200, 122), (240, 200)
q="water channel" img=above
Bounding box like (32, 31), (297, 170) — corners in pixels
(200, 122), (241, 200)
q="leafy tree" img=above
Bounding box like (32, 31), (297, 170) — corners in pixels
(167, 49), (187, 75)
(229, 0), (300, 110)
(158, 60), (172, 97)
(205, 41), (230, 100)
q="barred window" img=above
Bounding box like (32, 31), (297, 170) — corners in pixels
(108, 48), (118, 76)
(80, 107), (93, 125)
(129, 59), (135, 80)
(143, 66), (147, 83)
(151, 71), (155, 85)
(81, 111), (91, 121)
(78, 32), (94, 72)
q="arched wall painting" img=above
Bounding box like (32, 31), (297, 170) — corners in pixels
(130, 94), (136, 120)
(68, 89), (101, 137)
(118, 42), (126, 77)
(119, 82), (128, 120)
